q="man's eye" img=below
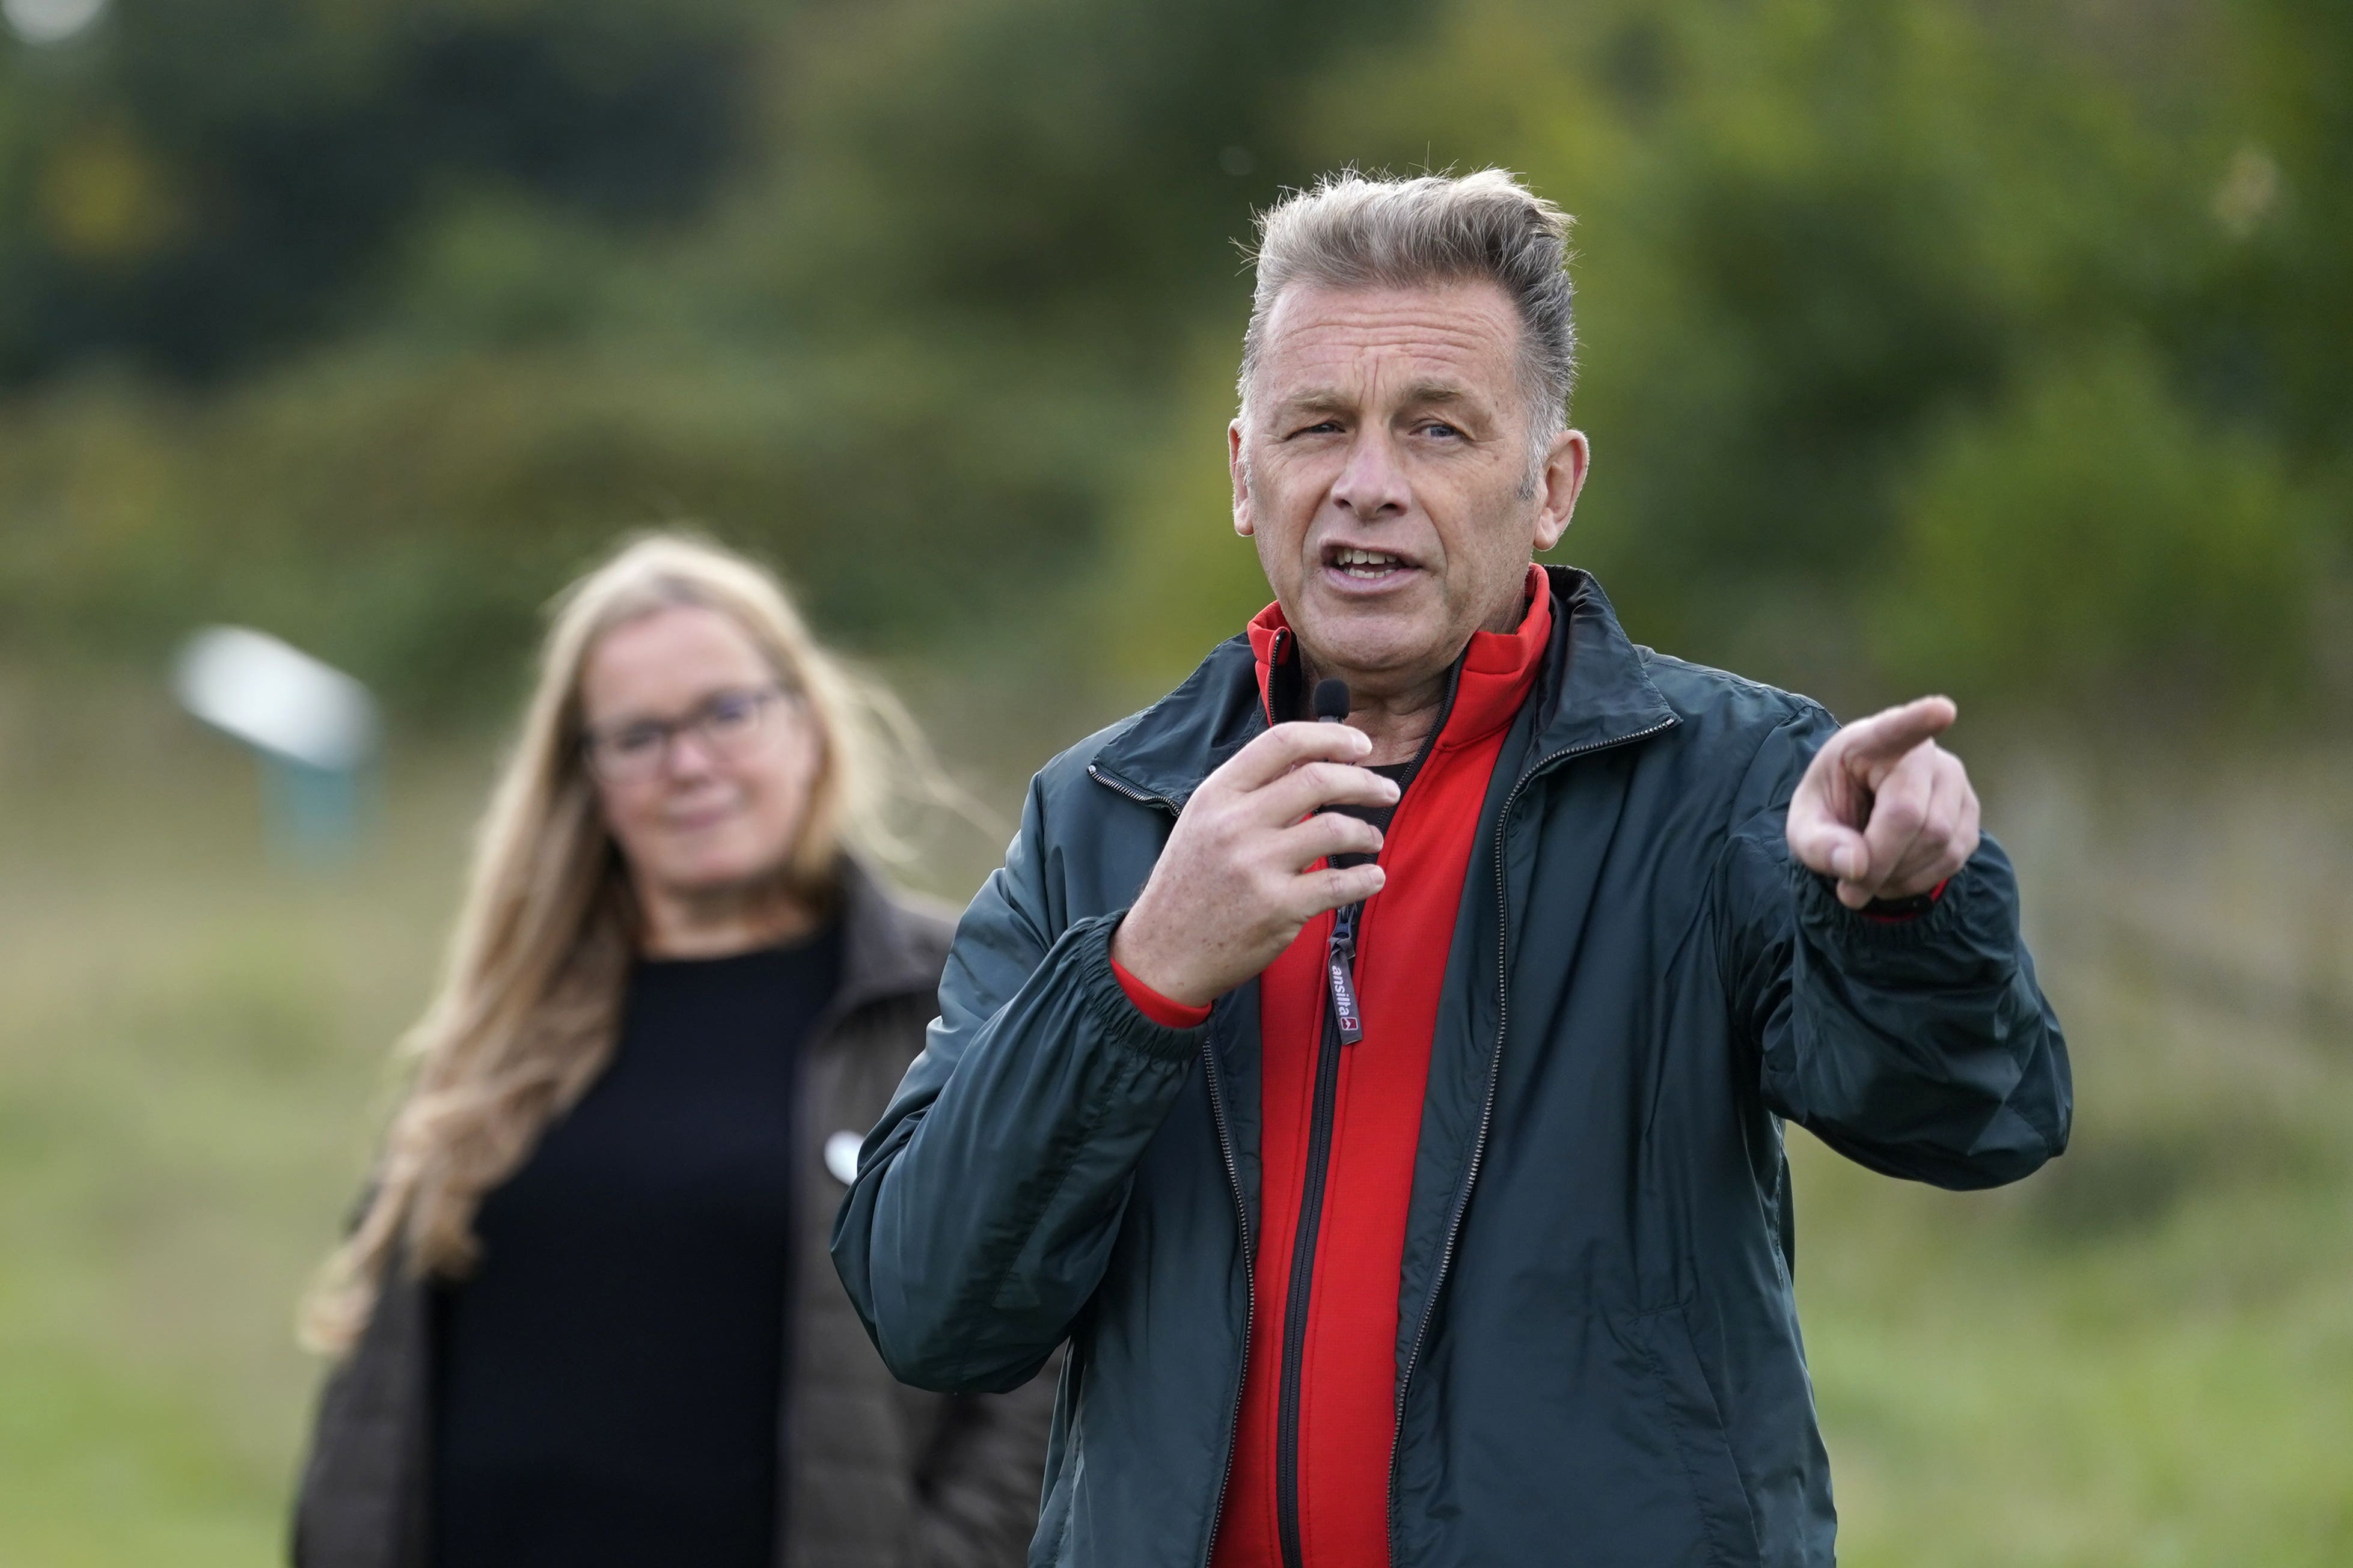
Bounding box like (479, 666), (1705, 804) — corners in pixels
(1420, 421), (1464, 439)
(1290, 421), (1343, 438)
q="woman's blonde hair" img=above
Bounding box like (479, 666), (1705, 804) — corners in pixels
(302, 529), (957, 1354)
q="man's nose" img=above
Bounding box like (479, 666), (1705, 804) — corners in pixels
(1330, 430), (1410, 520)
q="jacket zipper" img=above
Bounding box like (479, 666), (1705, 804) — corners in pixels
(1273, 669), (1459, 1568)
(1385, 714), (1678, 1552)
(1085, 763), (1166, 807)
(1325, 903), (1364, 1044)
(1273, 998), (1344, 1568)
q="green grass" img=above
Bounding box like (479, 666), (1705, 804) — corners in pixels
(2, 668), (2348, 1563)
(0, 678), (473, 1565)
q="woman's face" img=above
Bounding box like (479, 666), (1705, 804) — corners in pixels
(578, 605), (821, 901)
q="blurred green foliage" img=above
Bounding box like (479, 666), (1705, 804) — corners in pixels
(0, 0), (750, 377)
(0, 0), (2345, 719)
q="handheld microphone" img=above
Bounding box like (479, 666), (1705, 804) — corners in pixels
(1312, 677), (1351, 725)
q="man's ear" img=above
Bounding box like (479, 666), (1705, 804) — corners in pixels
(1229, 420), (1255, 538)
(1532, 429), (1590, 553)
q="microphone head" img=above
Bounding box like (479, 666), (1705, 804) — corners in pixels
(1312, 677), (1352, 724)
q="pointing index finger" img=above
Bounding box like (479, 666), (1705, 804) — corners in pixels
(1835, 696), (1958, 770)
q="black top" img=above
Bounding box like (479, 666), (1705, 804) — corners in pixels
(430, 923), (842, 1568)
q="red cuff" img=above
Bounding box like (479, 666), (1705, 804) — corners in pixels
(1861, 877), (1950, 924)
(1111, 952), (1213, 1028)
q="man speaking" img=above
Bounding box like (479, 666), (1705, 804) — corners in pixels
(834, 169), (2070, 1567)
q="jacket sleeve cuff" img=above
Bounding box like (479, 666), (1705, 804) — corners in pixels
(1071, 914), (1210, 1063)
(1794, 855), (1987, 958)
(1788, 850), (2014, 973)
(1859, 878), (1949, 923)
(1110, 950), (1214, 1029)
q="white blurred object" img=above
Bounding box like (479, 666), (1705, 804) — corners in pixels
(174, 626), (379, 772)
(4, 0), (108, 45)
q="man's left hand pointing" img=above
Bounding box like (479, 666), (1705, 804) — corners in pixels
(1786, 695), (1981, 910)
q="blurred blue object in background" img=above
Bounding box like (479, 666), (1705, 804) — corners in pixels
(2, 0), (106, 47)
(173, 626), (380, 862)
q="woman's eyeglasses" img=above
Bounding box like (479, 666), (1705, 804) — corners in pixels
(581, 685), (788, 784)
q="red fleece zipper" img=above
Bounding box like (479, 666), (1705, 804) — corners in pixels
(1205, 567), (1551, 1568)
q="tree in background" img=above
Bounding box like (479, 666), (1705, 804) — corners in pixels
(0, 0), (749, 380)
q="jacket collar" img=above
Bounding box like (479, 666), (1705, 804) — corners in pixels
(1520, 565), (1680, 761)
(1244, 563), (1555, 751)
(1089, 565), (1677, 810)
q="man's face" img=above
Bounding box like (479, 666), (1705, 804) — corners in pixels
(1231, 279), (1588, 697)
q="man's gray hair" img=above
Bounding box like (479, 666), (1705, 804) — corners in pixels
(1238, 168), (1577, 449)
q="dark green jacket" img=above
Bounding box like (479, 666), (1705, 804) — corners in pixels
(833, 569), (2069, 1568)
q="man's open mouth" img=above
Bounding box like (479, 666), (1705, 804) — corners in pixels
(1326, 546), (1414, 581)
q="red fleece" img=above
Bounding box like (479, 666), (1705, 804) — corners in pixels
(1110, 951), (1213, 1028)
(1130, 565), (1550, 1568)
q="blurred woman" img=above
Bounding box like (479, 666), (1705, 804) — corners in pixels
(292, 533), (1050, 1568)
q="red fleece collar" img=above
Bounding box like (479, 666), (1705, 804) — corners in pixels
(1246, 563), (1553, 748)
